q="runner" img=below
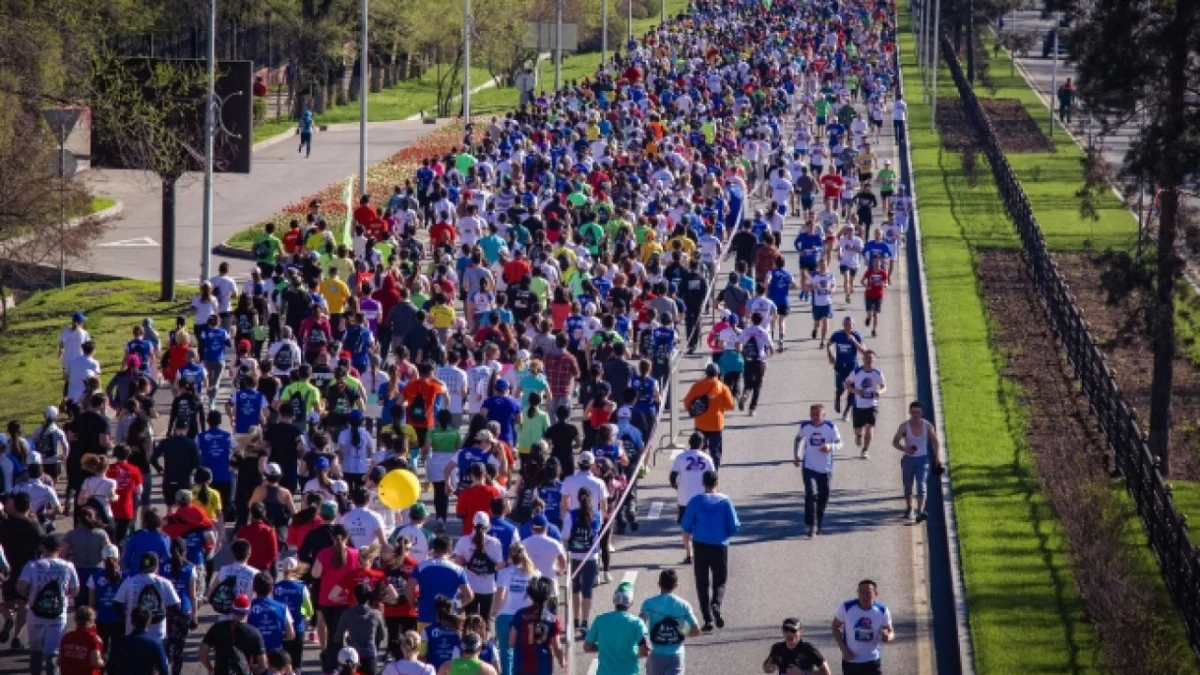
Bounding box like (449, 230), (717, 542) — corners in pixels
(846, 351), (887, 458)
(891, 401), (943, 523)
(793, 404), (842, 538)
(831, 580), (895, 675)
(763, 618), (831, 675)
(807, 260), (837, 348)
(827, 318), (867, 421)
(861, 257), (889, 338)
(638, 569), (701, 675)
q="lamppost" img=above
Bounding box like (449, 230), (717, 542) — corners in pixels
(201, 0), (216, 283)
(359, 0), (369, 195)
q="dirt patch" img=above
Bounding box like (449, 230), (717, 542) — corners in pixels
(978, 249), (1189, 674)
(1055, 252), (1200, 480)
(937, 98), (1053, 153)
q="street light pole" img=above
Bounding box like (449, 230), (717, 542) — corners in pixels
(1050, 14), (1059, 139)
(627, 0), (632, 46)
(661, 0), (665, 24)
(931, 0), (940, 132)
(602, 0), (608, 66)
(201, 0), (216, 283)
(58, 124), (67, 290)
(552, 0), (561, 90)
(463, 0), (472, 119)
(359, 0), (369, 196)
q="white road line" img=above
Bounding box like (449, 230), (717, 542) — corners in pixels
(587, 658), (598, 675)
(647, 501), (664, 520)
(621, 571), (638, 587)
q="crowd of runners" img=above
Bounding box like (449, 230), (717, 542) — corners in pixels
(0, 0), (945, 673)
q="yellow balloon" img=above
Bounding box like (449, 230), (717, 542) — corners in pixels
(378, 469), (421, 511)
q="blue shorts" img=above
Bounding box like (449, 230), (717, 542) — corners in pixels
(812, 304), (832, 320)
(816, 115), (826, 126)
(801, 194), (815, 210)
(776, 203), (788, 217)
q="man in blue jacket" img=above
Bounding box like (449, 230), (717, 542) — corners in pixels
(680, 470), (740, 632)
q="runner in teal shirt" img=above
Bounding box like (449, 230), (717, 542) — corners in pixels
(585, 582), (650, 675)
(638, 570), (701, 673)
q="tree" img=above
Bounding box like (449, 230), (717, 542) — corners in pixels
(995, 30), (1038, 74)
(1064, 0), (1200, 474)
(475, 0), (539, 88)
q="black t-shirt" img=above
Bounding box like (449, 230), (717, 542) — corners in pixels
(767, 640), (826, 672)
(731, 231), (759, 263)
(0, 516), (44, 581)
(544, 422), (580, 459)
(232, 447), (267, 499)
(265, 423), (303, 471)
(202, 620), (265, 675)
(68, 412), (110, 457)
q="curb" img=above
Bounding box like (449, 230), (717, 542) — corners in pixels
(252, 126), (298, 152)
(79, 200), (124, 226)
(214, 243), (256, 261)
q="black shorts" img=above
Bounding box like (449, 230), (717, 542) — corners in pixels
(871, 118), (884, 128)
(852, 407), (877, 429)
(800, 259), (818, 273)
(42, 463), (60, 479)
(859, 172), (872, 183)
(677, 505), (687, 524)
(777, 304), (790, 317)
(865, 297), (882, 313)
(881, 190), (894, 200)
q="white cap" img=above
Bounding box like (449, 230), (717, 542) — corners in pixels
(265, 463), (282, 477)
(338, 647), (360, 665)
(473, 511), (491, 528)
(276, 556), (301, 574)
(578, 451), (596, 466)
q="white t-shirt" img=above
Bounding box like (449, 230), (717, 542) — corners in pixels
(560, 471), (608, 512)
(392, 523), (431, 563)
(835, 599), (893, 662)
(79, 475), (118, 519)
(339, 507), (386, 549)
(337, 428), (375, 476)
(213, 562), (259, 620)
(795, 420), (841, 474)
(13, 480), (60, 516)
(382, 660), (437, 675)
(670, 449), (713, 506)
(191, 296), (219, 324)
(65, 355), (100, 403)
(520, 533), (565, 580)
(114, 572), (181, 638)
(59, 327), (90, 367)
(770, 177), (793, 206)
(891, 100), (907, 122)
(209, 275), (239, 313)
(495, 567), (540, 616)
(303, 478), (349, 500)
(453, 534), (504, 594)
(20, 557), (79, 623)
(809, 272), (835, 307)
(850, 367), (886, 409)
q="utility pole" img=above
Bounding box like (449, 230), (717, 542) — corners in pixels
(359, 0), (369, 195)
(627, 0), (632, 45)
(931, 0), (940, 131)
(1049, 13), (1059, 139)
(555, 0), (563, 90)
(602, 0), (608, 66)
(201, 0), (216, 283)
(463, 0), (472, 119)
(661, 0), (665, 24)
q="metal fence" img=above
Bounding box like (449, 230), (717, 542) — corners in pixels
(938, 36), (1200, 660)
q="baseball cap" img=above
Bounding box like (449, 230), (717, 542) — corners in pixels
(338, 647), (360, 665)
(578, 451), (596, 466)
(101, 544), (120, 560)
(276, 556), (301, 574)
(617, 407), (632, 420)
(232, 594), (252, 616)
(474, 430), (496, 445)
(473, 511), (491, 528)
(782, 617), (801, 633)
(410, 503), (428, 519)
(72, 312), (85, 323)
(494, 379), (510, 391)
(518, 349), (531, 361)
(613, 581), (635, 608)
(264, 463), (282, 477)
(530, 514), (548, 529)
(319, 501), (338, 520)
(314, 456), (331, 471)
(705, 363), (720, 377)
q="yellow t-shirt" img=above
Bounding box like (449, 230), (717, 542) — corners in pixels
(667, 236), (696, 255)
(641, 241), (664, 263)
(192, 486), (223, 521)
(306, 231), (329, 253)
(319, 278), (352, 314)
(330, 257), (355, 282)
(430, 304), (456, 330)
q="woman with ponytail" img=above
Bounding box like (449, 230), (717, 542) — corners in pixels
(452, 511), (505, 626)
(563, 486), (601, 637)
(87, 544), (125, 653)
(509, 577), (565, 675)
(337, 409), (374, 490)
(382, 630), (435, 675)
(493, 541), (542, 674)
(420, 595), (463, 673)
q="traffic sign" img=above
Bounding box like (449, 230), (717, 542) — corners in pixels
(41, 108), (82, 138)
(48, 149), (78, 178)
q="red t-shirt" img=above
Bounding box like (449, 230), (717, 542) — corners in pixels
(456, 484), (505, 535)
(236, 521), (280, 571)
(864, 269), (888, 300)
(353, 204), (377, 228)
(58, 627), (103, 675)
(821, 174), (844, 199)
(430, 222), (457, 247)
(316, 546), (360, 607)
(382, 555), (419, 619)
(283, 229), (302, 254)
(340, 567), (386, 608)
(105, 462), (143, 521)
(503, 260), (532, 286)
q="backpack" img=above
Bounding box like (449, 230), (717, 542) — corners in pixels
(742, 334), (762, 361)
(137, 580), (167, 624)
(272, 347), (295, 372)
(210, 573), (239, 614)
(409, 392), (429, 427)
(288, 389), (307, 420)
(30, 574), (64, 620)
(253, 239), (271, 260)
(687, 394), (709, 419)
(594, 332), (616, 363)
(35, 426), (55, 458)
(649, 615), (685, 646)
(567, 514), (598, 554)
(466, 544), (496, 576)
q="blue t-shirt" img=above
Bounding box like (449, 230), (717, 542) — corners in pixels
(161, 561), (194, 614)
(122, 529), (171, 575)
(249, 596), (291, 652)
(125, 339), (153, 372)
(177, 363), (207, 391)
(423, 623), (462, 670)
(631, 375), (658, 413)
(197, 428), (234, 483)
(272, 579), (309, 633)
(863, 240), (891, 264)
(828, 330), (864, 368)
(455, 446), (496, 486)
(483, 396), (521, 444)
(413, 558), (469, 623)
(651, 327), (675, 365)
(89, 570), (125, 625)
(488, 517), (517, 560)
(232, 389), (267, 434)
(200, 327), (229, 363)
(537, 480), (564, 523)
(768, 269), (794, 307)
(795, 232), (824, 262)
(565, 315), (586, 349)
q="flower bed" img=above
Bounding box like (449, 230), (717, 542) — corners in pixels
(226, 121), (464, 250)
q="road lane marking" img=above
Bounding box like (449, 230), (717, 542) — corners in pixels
(648, 501), (664, 520)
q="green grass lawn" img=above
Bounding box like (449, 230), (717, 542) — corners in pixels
(89, 197), (116, 214)
(0, 281), (196, 426)
(902, 12), (1200, 672)
(900, 15), (1103, 674)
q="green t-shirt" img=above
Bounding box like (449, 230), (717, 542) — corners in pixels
(252, 233), (283, 264)
(456, 152), (477, 176)
(517, 409), (551, 451)
(639, 593), (699, 656)
(449, 656), (483, 675)
(813, 99), (831, 118)
(429, 428), (461, 454)
(579, 222), (605, 255)
(280, 381), (321, 418)
(838, 104), (856, 126)
(585, 610), (649, 675)
(567, 191), (589, 208)
(529, 276), (550, 305)
(877, 168), (896, 192)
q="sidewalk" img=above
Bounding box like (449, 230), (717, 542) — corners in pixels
(79, 118), (448, 286)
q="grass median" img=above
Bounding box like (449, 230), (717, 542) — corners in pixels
(0, 281), (195, 426)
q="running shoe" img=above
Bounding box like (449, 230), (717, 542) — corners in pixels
(701, 621), (715, 633)
(682, 555), (693, 565)
(915, 511), (928, 524)
(904, 507), (913, 521)
(861, 449), (869, 459)
(714, 612), (725, 629)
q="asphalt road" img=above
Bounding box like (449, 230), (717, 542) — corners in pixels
(77, 119), (449, 287)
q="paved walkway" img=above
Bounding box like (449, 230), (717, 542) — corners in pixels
(79, 119), (449, 286)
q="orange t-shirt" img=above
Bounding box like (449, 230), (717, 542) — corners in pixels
(402, 378), (447, 429)
(682, 377), (736, 433)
